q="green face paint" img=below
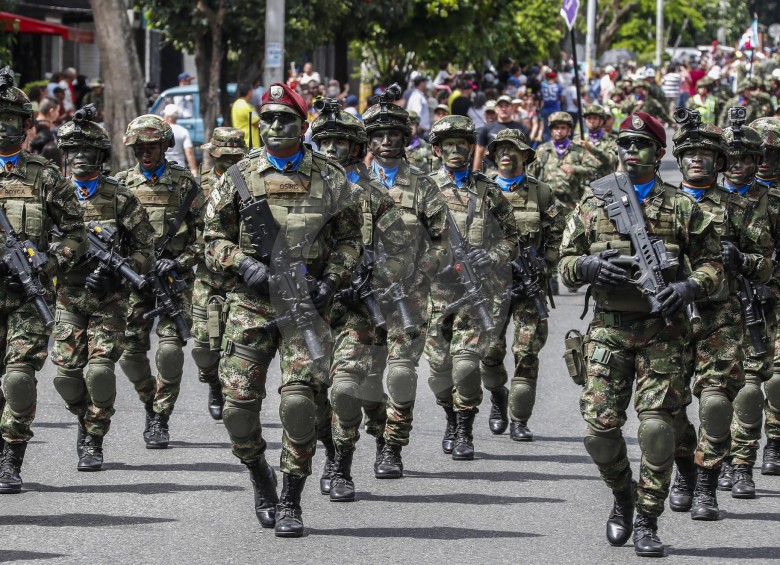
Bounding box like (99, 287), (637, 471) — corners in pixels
(66, 145), (102, 178)
(617, 136), (659, 181)
(495, 144), (525, 177)
(319, 137), (352, 165)
(758, 148), (780, 180)
(213, 154), (243, 176)
(369, 129), (405, 160)
(259, 111), (303, 150)
(438, 137), (472, 170)
(725, 154), (758, 187)
(680, 148), (718, 184)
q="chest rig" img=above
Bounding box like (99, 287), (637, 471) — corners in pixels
(501, 176), (545, 251)
(0, 154), (49, 250)
(386, 164), (422, 241)
(436, 172), (490, 248)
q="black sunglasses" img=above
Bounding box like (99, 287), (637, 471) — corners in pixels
(260, 111), (299, 124)
(616, 137), (656, 150)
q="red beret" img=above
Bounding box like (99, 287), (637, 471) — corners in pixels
(261, 83), (308, 120)
(619, 112), (666, 148)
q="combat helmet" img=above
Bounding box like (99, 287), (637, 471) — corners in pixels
(202, 127), (247, 158)
(548, 111), (574, 128)
(123, 114), (175, 148)
(57, 104), (112, 162)
(722, 107), (762, 158)
(363, 83), (411, 140)
(0, 66), (33, 119)
(429, 115), (476, 146)
(750, 117), (780, 148)
(583, 104), (608, 121)
(407, 110), (421, 125)
(311, 98), (368, 159)
(486, 128), (536, 164)
(672, 108), (726, 168)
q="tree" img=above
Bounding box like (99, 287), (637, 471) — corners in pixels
(92, 0), (146, 172)
(0, 1), (19, 68)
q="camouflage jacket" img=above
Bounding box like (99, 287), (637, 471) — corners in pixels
(580, 132), (619, 178)
(621, 95), (673, 127)
(406, 137), (439, 174)
(193, 167), (236, 287)
(718, 96), (774, 128)
(527, 140), (601, 206)
(742, 180), (780, 289)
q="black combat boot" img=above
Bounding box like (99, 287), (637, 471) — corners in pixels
(76, 417), (87, 459)
(606, 480), (636, 546)
(275, 474), (307, 538)
(144, 413), (170, 449)
(452, 410), (475, 461)
(717, 457), (734, 490)
(375, 443), (403, 479)
(142, 400), (155, 442)
(319, 437), (336, 495)
(690, 465), (720, 521)
(762, 439), (780, 475)
(330, 450), (356, 501)
(208, 381), (224, 421)
(632, 513), (665, 557)
(488, 387), (509, 435)
(246, 456), (279, 528)
(668, 457), (697, 512)
(373, 435), (386, 475)
(731, 464), (756, 499)
(509, 421), (534, 442)
(0, 442), (27, 494)
(78, 433), (104, 472)
(549, 276), (559, 295)
(441, 404), (457, 454)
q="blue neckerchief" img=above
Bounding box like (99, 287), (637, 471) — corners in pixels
(445, 167), (470, 188)
(73, 176), (101, 200)
(142, 161), (167, 182)
(373, 162), (399, 188)
(266, 149), (304, 172)
(633, 179), (655, 202)
(724, 179), (752, 196)
(0, 151), (21, 171)
(346, 169), (360, 184)
(681, 183), (706, 201)
(756, 177), (778, 187)
(495, 174), (526, 192)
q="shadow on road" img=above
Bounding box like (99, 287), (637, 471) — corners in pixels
(533, 435), (638, 446)
(670, 546), (780, 559)
(307, 526), (542, 539)
(476, 453), (593, 464)
(0, 513), (176, 528)
(102, 462), (242, 473)
(358, 492), (565, 505)
(167, 440), (232, 449)
(722, 512), (780, 522)
(0, 551), (66, 562)
(404, 469), (600, 482)
(24, 482), (244, 495)
(32, 422), (75, 429)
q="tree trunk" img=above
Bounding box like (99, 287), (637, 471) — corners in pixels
(91, 0), (145, 173)
(597, 0), (640, 56)
(196, 0), (226, 170)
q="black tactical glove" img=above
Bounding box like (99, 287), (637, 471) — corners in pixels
(467, 248), (494, 273)
(575, 249), (628, 287)
(0, 261), (9, 277)
(657, 279), (699, 319)
(721, 241), (749, 274)
(85, 267), (120, 295)
(311, 277), (337, 314)
(155, 258), (178, 276)
(238, 256), (269, 292)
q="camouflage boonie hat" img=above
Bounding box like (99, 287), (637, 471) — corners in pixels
(363, 103), (412, 137)
(548, 112), (573, 127)
(672, 121), (726, 166)
(722, 125), (763, 157)
(407, 110), (421, 125)
(202, 127), (246, 157)
(57, 119), (111, 156)
(124, 114), (175, 147)
(583, 104), (608, 120)
(311, 110), (367, 145)
(0, 66), (33, 118)
(428, 114), (476, 145)
(750, 117), (780, 148)
(486, 128), (536, 164)
(697, 77), (714, 90)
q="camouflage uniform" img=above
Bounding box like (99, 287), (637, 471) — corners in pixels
(191, 128), (245, 420)
(718, 80), (774, 128)
(582, 105), (619, 177)
(116, 115), (204, 432)
(406, 111), (439, 173)
(621, 91), (674, 129)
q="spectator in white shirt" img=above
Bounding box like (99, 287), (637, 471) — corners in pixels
(162, 104), (198, 177)
(406, 75), (431, 135)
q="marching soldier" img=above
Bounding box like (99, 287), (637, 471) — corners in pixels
(406, 110), (438, 173)
(578, 104), (619, 177)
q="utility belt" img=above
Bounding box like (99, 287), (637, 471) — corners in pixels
(591, 308), (663, 328)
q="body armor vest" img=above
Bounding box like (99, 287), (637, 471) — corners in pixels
(0, 154), (49, 251)
(438, 174), (490, 248)
(501, 176), (545, 251)
(386, 165), (421, 237)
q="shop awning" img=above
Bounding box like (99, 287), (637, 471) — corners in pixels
(0, 11), (94, 44)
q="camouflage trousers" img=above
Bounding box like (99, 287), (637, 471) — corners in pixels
(50, 285), (128, 437)
(482, 294), (548, 422)
(730, 291), (780, 466)
(119, 273), (193, 416)
(581, 315), (687, 518)
(0, 286), (55, 444)
(673, 297), (745, 469)
(219, 289), (331, 477)
(191, 267), (230, 386)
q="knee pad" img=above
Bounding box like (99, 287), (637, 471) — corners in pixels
(637, 410), (675, 472)
(279, 384), (316, 444)
(85, 361), (116, 409)
(331, 373), (363, 427)
(191, 340), (220, 372)
(733, 381), (764, 429)
(480, 362), (507, 392)
(386, 360), (417, 408)
(361, 372), (385, 408)
(428, 366), (454, 404)
(155, 337), (184, 385)
(509, 377), (537, 422)
(2, 364), (36, 418)
(53, 367), (86, 405)
(583, 426), (626, 466)
(699, 388), (733, 443)
(119, 351), (151, 384)
(222, 397), (261, 442)
(452, 353), (482, 404)
(765, 374), (780, 415)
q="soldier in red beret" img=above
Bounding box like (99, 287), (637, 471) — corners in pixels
(558, 110), (724, 557)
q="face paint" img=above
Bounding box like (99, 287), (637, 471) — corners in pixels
(551, 125), (571, 142)
(725, 153), (758, 186)
(213, 154), (243, 176)
(66, 145), (102, 178)
(438, 137), (473, 170)
(758, 147), (780, 179)
(0, 113), (25, 149)
(259, 111), (303, 150)
(617, 136), (659, 181)
(132, 142), (164, 171)
(679, 148), (718, 184)
(495, 144), (525, 176)
(369, 129), (405, 160)
(318, 137), (353, 165)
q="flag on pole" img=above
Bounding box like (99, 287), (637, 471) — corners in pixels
(738, 16), (760, 51)
(560, 0), (580, 31)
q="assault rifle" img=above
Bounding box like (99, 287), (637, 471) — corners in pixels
(336, 246), (386, 329)
(735, 271), (768, 355)
(0, 207), (54, 328)
(143, 268), (192, 342)
(84, 222), (147, 290)
(590, 172), (700, 324)
(226, 164), (324, 361)
(509, 246), (550, 320)
(374, 239), (416, 334)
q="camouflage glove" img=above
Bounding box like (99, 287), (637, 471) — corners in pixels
(155, 258), (178, 276)
(657, 279), (699, 319)
(312, 277), (337, 314)
(238, 256), (269, 292)
(575, 249), (628, 287)
(721, 241), (749, 274)
(466, 248), (494, 274)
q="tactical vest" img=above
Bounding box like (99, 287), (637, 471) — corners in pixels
(124, 163), (189, 255)
(438, 174), (491, 248)
(499, 176), (547, 251)
(589, 182), (683, 312)
(238, 152), (332, 275)
(387, 165), (422, 242)
(0, 153), (50, 250)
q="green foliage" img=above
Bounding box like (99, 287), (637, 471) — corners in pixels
(0, 0), (19, 68)
(21, 80), (48, 97)
(612, 0), (707, 58)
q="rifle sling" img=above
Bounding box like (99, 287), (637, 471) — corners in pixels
(157, 183), (200, 255)
(227, 163), (254, 205)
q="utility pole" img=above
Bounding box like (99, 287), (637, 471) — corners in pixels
(263, 0), (285, 87)
(655, 0), (664, 70)
(585, 0), (597, 79)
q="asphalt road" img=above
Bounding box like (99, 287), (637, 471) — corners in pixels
(3, 139), (778, 564)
